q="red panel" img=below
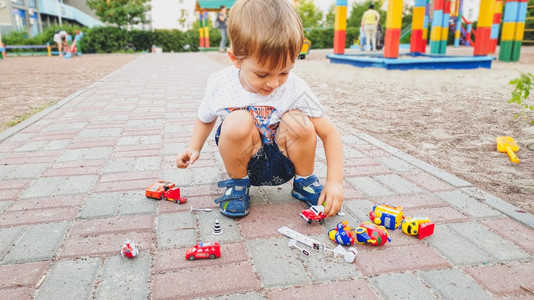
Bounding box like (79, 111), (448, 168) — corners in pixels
(384, 28), (401, 58)
(334, 30), (346, 55)
(474, 27), (492, 55)
(410, 29), (424, 53)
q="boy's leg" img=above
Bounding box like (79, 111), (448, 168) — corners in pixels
(276, 110), (317, 177)
(218, 110), (261, 179)
(215, 110), (261, 217)
(277, 110), (322, 206)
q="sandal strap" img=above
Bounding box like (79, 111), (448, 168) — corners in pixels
(298, 174), (320, 187)
(214, 185), (249, 204)
(217, 178), (251, 188)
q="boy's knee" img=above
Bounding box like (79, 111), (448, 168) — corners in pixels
(221, 110), (255, 139)
(281, 110), (315, 139)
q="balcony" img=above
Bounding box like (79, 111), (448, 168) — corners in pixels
(38, 0), (104, 28)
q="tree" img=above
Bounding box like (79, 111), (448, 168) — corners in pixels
(87, 0), (151, 28)
(178, 9), (188, 29)
(296, 0), (323, 29)
(324, 2), (335, 28)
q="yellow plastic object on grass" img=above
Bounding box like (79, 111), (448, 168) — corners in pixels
(496, 136), (520, 164)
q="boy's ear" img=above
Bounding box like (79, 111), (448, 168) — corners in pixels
(227, 49), (241, 69)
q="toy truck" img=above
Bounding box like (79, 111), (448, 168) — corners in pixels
(146, 181), (187, 204)
(369, 203), (404, 230)
(401, 217), (435, 239)
(300, 205), (326, 224)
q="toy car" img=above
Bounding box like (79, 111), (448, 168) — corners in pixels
(369, 203), (404, 230)
(185, 241), (221, 260)
(300, 205), (326, 224)
(401, 217), (435, 239)
(354, 221), (391, 246)
(146, 181), (175, 199)
(328, 221), (355, 245)
(146, 181), (187, 204)
(121, 240), (139, 258)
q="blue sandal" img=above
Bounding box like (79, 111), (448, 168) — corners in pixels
(214, 178), (251, 217)
(291, 174), (323, 207)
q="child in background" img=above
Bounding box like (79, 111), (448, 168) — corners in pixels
(176, 0), (344, 218)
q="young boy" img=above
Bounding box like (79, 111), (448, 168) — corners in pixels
(176, 0), (344, 218)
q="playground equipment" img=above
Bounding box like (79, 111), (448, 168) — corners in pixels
(1, 31), (82, 58)
(327, 0), (528, 69)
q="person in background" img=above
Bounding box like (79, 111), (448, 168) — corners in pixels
(53, 30), (69, 57)
(218, 5), (228, 53)
(361, 4), (380, 51)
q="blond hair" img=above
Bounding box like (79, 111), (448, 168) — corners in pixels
(228, 0), (304, 70)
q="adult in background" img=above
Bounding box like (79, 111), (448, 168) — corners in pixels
(361, 4), (380, 51)
(53, 30), (69, 57)
(218, 5), (228, 53)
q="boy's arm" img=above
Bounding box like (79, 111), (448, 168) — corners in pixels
(309, 116), (344, 217)
(176, 117), (217, 168)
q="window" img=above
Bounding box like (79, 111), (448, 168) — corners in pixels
(12, 8), (27, 31)
(28, 0), (36, 7)
(10, 0), (24, 5)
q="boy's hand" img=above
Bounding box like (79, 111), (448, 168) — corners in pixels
(318, 181), (344, 217)
(176, 148), (200, 168)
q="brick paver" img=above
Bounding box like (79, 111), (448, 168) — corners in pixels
(0, 53), (532, 299)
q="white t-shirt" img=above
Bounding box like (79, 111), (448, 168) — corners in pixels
(198, 66), (324, 142)
(53, 31), (68, 44)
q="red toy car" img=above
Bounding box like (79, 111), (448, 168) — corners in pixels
(145, 181), (187, 204)
(300, 205), (326, 224)
(185, 241), (221, 260)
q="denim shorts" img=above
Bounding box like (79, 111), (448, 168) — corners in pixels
(215, 124), (295, 186)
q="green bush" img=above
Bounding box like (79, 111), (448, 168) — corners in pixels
(85, 27), (128, 53)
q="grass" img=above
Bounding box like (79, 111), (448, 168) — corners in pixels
(4, 103), (53, 128)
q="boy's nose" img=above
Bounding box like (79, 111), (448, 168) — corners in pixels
(266, 79), (279, 88)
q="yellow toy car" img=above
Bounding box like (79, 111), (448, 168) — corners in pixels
(369, 203), (404, 230)
(401, 217), (435, 239)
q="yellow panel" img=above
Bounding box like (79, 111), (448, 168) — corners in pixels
(441, 28), (449, 40)
(335, 6), (347, 30)
(430, 27), (442, 41)
(478, 0), (495, 27)
(514, 22), (525, 41)
(386, 0), (403, 28)
(412, 7), (425, 30)
(501, 23), (516, 41)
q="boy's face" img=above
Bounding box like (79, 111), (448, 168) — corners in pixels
(229, 51), (294, 96)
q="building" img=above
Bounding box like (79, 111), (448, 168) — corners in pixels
(0, 0), (103, 38)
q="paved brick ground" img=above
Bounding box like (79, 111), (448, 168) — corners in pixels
(0, 53), (533, 299)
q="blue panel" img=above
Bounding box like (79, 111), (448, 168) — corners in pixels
(503, 2), (519, 22)
(414, 0), (427, 6)
(336, 0), (348, 6)
(517, 2), (527, 22)
(326, 53), (494, 70)
(490, 24), (500, 39)
(432, 10), (443, 26)
(441, 13), (450, 27)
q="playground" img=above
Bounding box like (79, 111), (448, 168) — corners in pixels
(1, 47), (533, 216)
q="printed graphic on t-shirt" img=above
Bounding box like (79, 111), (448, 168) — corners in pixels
(225, 106), (279, 144)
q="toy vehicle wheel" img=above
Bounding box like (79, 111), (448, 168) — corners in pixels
(174, 199), (178, 203)
(319, 219), (325, 225)
(188, 256), (195, 261)
(307, 219), (312, 224)
(209, 254), (216, 259)
(161, 196), (167, 201)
